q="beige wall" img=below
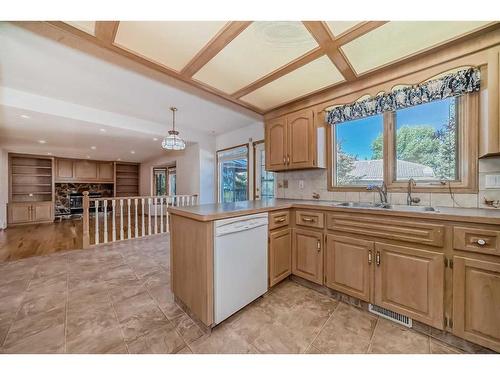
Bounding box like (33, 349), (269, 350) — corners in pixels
(275, 158), (500, 209)
(0, 148), (8, 229)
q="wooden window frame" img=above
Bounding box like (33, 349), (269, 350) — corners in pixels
(216, 143), (250, 203)
(327, 93), (479, 193)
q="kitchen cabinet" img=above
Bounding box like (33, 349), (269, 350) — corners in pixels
(55, 158), (116, 183)
(98, 162), (114, 181)
(480, 47), (500, 157)
(325, 234), (372, 302)
(269, 228), (292, 287)
(74, 160), (98, 180)
(55, 158), (74, 180)
(453, 256), (500, 352)
(292, 228), (323, 284)
(265, 108), (325, 171)
(373, 242), (444, 329)
(8, 202), (53, 224)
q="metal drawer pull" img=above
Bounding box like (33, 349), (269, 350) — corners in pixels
(476, 239), (487, 246)
(317, 239), (321, 251)
(287, 155), (290, 165)
(283, 157), (286, 165)
(302, 217), (315, 222)
(368, 250), (372, 265)
(376, 251), (381, 266)
(275, 217), (286, 223)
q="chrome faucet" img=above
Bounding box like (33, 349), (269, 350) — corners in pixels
(407, 178), (421, 206)
(367, 182), (388, 204)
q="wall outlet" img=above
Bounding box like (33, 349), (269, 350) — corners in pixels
(485, 174), (500, 188)
(283, 179), (288, 188)
(299, 180), (305, 189)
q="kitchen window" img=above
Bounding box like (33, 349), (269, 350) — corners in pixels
(217, 145), (249, 203)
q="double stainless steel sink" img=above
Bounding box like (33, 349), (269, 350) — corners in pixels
(334, 201), (437, 212)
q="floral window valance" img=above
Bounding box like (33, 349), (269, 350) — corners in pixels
(326, 67), (480, 125)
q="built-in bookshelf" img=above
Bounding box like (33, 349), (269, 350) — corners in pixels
(10, 155), (54, 203)
(114, 162), (140, 197)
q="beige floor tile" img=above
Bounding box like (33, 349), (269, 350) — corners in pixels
(177, 345), (193, 354)
(189, 325), (259, 354)
(430, 339), (464, 354)
(312, 303), (377, 354)
(306, 345), (322, 354)
(113, 292), (158, 322)
(0, 278), (30, 299)
(16, 291), (66, 320)
(66, 326), (127, 354)
(368, 319), (430, 354)
(28, 273), (67, 295)
(171, 313), (204, 344)
(127, 325), (185, 354)
(107, 279), (148, 304)
(3, 323), (65, 354)
(66, 306), (120, 341)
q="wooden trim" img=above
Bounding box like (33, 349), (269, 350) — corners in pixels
(94, 21), (119, 44)
(302, 21), (357, 81)
(181, 21), (252, 77)
(232, 47), (325, 98)
(252, 140), (265, 200)
(334, 21), (388, 46)
(216, 143), (250, 203)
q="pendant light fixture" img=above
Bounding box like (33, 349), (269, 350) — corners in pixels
(161, 107), (186, 151)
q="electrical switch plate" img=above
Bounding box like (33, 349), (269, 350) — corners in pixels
(485, 174), (500, 188)
(299, 180), (305, 189)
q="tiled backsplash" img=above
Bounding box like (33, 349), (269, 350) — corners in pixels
(275, 157), (500, 209)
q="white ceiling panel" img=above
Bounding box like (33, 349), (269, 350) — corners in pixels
(240, 55), (344, 110)
(325, 21), (362, 37)
(114, 21), (228, 71)
(341, 21), (492, 74)
(64, 21), (96, 36)
(193, 21), (318, 94)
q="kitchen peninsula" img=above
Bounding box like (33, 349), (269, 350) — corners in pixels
(169, 199), (500, 352)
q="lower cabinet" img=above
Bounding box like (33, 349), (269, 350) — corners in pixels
(292, 228), (323, 284)
(8, 202), (54, 225)
(453, 256), (500, 352)
(374, 243), (444, 329)
(33, 202), (53, 222)
(269, 228), (292, 287)
(325, 234), (372, 302)
(8, 203), (32, 224)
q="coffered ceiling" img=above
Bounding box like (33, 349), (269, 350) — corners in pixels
(46, 21), (497, 113)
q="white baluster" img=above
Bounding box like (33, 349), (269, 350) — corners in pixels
(103, 200), (108, 244)
(112, 200), (116, 242)
(160, 197), (164, 233)
(148, 197), (152, 235)
(166, 197), (170, 233)
(134, 198), (138, 238)
(119, 199), (124, 241)
(141, 198), (145, 237)
(94, 200), (99, 245)
(127, 199), (131, 239)
(154, 197), (158, 234)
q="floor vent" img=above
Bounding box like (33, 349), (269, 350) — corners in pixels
(369, 304), (412, 328)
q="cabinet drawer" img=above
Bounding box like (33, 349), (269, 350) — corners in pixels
(269, 210), (290, 230)
(453, 226), (500, 256)
(295, 210), (324, 229)
(327, 213), (444, 247)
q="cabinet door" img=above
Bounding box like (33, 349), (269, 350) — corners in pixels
(453, 256), (500, 352)
(269, 228), (292, 287)
(325, 235), (373, 302)
(98, 162), (114, 181)
(8, 203), (31, 224)
(287, 109), (315, 169)
(32, 202), (53, 222)
(74, 160), (98, 180)
(292, 228), (323, 284)
(374, 243), (444, 329)
(265, 116), (287, 171)
(56, 159), (74, 180)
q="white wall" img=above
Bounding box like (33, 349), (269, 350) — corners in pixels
(0, 147), (8, 229)
(215, 122), (264, 200)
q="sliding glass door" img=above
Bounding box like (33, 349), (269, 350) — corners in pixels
(217, 145), (248, 203)
(254, 141), (275, 200)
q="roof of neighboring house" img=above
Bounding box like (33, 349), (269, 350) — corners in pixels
(351, 159), (435, 180)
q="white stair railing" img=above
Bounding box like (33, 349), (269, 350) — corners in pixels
(82, 192), (198, 248)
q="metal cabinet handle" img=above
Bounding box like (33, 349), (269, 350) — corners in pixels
(368, 250), (372, 265)
(376, 251), (381, 266)
(287, 155), (290, 165)
(317, 239), (321, 251)
(302, 217), (315, 222)
(476, 239), (487, 246)
(283, 156), (286, 165)
(275, 217), (286, 223)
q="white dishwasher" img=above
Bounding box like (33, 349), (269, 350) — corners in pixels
(214, 212), (268, 324)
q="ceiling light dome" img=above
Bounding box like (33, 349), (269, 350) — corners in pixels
(162, 107), (186, 151)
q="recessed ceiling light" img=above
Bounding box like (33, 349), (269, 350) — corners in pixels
(117, 158), (121, 161)
(130, 150), (136, 154)
(86, 155), (91, 159)
(90, 146), (96, 150)
(99, 128), (106, 132)
(20, 114), (30, 119)
(47, 152), (52, 155)
(38, 140), (46, 144)
(153, 138), (158, 141)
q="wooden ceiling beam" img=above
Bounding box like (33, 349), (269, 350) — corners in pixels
(335, 21), (388, 46)
(94, 21), (120, 44)
(181, 21), (252, 77)
(232, 47), (325, 99)
(303, 21), (357, 81)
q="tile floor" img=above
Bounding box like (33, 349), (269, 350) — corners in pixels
(0, 234), (464, 354)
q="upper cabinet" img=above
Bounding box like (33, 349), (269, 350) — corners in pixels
(55, 158), (115, 183)
(480, 47), (500, 157)
(265, 108), (325, 171)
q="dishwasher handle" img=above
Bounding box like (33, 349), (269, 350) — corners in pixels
(215, 218), (268, 237)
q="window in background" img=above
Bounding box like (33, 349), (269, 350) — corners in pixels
(217, 145), (248, 203)
(393, 97), (458, 182)
(167, 167), (176, 195)
(254, 141), (274, 200)
(153, 166), (176, 196)
(333, 114), (384, 187)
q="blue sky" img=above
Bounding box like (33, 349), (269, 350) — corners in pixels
(336, 98), (453, 160)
